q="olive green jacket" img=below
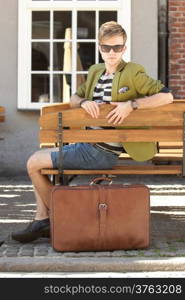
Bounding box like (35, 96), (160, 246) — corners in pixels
(76, 60), (164, 161)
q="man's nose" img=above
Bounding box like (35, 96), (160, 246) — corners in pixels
(109, 48), (114, 54)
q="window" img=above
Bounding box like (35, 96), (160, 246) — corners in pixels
(18, 0), (131, 109)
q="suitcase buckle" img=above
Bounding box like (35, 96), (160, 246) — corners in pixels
(99, 203), (107, 210)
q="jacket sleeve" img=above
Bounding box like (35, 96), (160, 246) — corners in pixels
(133, 65), (165, 96)
(76, 81), (86, 98)
(75, 64), (100, 98)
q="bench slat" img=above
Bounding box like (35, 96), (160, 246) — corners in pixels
(158, 142), (183, 149)
(0, 106), (5, 123)
(119, 153), (182, 161)
(39, 103), (185, 128)
(40, 128), (182, 143)
(0, 116), (5, 122)
(41, 103), (70, 115)
(159, 149), (182, 154)
(0, 106), (5, 113)
(40, 99), (185, 116)
(41, 165), (181, 175)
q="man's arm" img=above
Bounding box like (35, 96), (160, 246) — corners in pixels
(133, 92), (173, 109)
(107, 92), (174, 125)
(70, 93), (85, 108)
(70, 94), (100, 118)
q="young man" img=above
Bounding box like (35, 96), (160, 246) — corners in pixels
(12, 21), (173, 243)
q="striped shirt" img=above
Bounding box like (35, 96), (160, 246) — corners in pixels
(91, 72), (123, 155)
(93, 73), (113, 102)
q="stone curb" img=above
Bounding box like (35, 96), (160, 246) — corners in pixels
(1, 257), (185, 272)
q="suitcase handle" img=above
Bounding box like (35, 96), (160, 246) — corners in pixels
(90, 177), (113, 185)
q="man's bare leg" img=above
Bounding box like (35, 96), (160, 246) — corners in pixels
(34, 188), (49, 220)
(11, 148), (58, 242)
(27, 148), (59, 217)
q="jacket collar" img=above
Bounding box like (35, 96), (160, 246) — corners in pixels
(111, 60), (127, 101)
(116, 59), (127, 72)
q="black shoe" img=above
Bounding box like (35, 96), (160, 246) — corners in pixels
(11, 218), (50, 243)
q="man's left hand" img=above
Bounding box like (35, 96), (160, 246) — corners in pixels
(106, 101), (133, 124)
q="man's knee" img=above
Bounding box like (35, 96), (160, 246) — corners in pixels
(27, 150), (52, 175)
(27, 152), (41, 175)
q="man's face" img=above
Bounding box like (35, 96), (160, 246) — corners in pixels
(99, 35), (126, 67)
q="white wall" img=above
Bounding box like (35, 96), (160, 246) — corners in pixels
(131, 0), (158, 79)
(0, 0), (39, 177)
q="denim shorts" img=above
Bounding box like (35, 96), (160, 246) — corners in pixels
(51, 143), (119, 170)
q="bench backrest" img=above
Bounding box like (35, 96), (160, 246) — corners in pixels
(0, 106), (5, 123)
(39, 101), (185, 145)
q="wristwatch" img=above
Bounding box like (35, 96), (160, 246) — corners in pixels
(79, 99), (88, 107)
(131, 100), (138, 110)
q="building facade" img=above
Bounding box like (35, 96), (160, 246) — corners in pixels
(168, 0), (185, 98)
(0, 0), (166, 176)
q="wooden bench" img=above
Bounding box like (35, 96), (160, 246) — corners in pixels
(39, 100), (185, 180)
(0, 106), (5, 140)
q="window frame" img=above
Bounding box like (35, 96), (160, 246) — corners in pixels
(18, 0), (131, 110)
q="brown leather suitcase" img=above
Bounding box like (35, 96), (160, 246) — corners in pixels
(50, 177), (150, 252)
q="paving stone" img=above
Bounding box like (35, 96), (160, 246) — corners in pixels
(62, 252), (85, 257)
(110, 250), (128, 257)
(18, 249), (34, 257)
(174, 249), (185, 256)
(51, 252), (65, 257)
(64, 251), (99, 257)
(124, 250), (140, 256)
(173, 241), (185, 248)
(6, 248), (20, 257)
(34, 246), (49, 256)
(18, 247), (34, 257)
(152, 241), (169, 248)
(1, 176), (185, 270)
(47, 247), (65, 257)
(156, 251), (178, 257)
(0, 249), (5, 257)
(94, 251), (112, 257)
(141, 250), (158, 256)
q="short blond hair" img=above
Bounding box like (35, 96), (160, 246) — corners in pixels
(98, 21), (127, 44)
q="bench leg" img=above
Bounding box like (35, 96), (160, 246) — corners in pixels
(51, 175), (56, 185)
(59, 175), (69, 185)
(51, 174), (68, 185)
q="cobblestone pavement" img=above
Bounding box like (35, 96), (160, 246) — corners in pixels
(0, 175), (185, 272)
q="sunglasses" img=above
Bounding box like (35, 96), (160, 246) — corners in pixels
(99, 44), (125, 53)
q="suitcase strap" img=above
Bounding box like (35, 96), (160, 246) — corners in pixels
(58, 112), (65, 184)
(99, 203), (107, 240)
(98, 188), (108, 248)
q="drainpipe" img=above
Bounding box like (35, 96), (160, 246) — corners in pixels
(158, 0), (168, 86)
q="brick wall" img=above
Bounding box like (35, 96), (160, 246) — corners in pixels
(168, 0), (185, 98)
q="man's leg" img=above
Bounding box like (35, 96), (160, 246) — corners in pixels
(26, 149), (56, 213)
(11, 148), (58, 242)
(34, 188), (49, 220)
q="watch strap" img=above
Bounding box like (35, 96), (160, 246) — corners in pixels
(131, 100), (138, 110)
(79, 99), (88, 107)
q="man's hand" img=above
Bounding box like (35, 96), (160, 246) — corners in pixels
(81, 100), (100, 118)
(106, 101), (133, 124)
